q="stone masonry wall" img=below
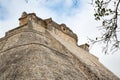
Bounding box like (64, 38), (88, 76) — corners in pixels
(0, 12), (119, 80)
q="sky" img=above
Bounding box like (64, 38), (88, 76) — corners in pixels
(0, 0), (120, 78)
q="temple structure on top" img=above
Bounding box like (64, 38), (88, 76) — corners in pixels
(19, 12), (78, 43)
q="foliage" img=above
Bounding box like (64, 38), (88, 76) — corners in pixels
(91, 0), (120, 54)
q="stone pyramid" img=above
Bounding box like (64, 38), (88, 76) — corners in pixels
(0, 12), (119, 80)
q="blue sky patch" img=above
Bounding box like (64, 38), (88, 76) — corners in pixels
(41, 0), (82, 16)
(0, 4), (9, 20)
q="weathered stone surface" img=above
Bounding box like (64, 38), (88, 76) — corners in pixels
(0, 12), (119, 80)
(79, 43), (89, 51)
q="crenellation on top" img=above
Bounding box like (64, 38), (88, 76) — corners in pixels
(4, 12), (78, 45)
(44, 18), (78, 42)
(19, 12), (37, 26)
